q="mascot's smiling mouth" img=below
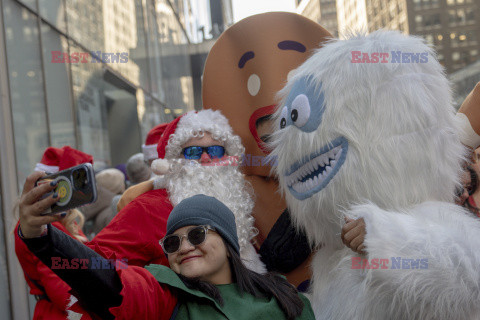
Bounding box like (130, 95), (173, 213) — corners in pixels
(284, 137), (348, 200)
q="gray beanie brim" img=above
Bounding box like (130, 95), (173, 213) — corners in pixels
(166, 194), (239, 253)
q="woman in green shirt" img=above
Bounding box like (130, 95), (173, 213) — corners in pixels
(19, 174), (314, 320)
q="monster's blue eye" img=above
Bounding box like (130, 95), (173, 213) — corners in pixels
(284, 77), (325, 133)
(279, 106), (288, 129)
(291, 94), (311, 128)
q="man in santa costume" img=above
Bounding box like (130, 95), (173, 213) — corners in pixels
(87, 109), (265, 273)
(271, 30), (480, 319)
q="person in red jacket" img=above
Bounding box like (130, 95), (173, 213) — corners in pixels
(86, 109), (265, 273)
(19, 193), (314, 320)
(14, 146), (92, 320)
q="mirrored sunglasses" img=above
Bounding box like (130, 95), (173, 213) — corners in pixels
(160, 225), (215, 254)
(182, 145), (225, 160)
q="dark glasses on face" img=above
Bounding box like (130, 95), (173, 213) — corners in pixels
(182, 145), (225, 160)
(160, 225), (215, 254)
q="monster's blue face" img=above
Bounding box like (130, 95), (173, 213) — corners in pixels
(279, 77), (348, 200)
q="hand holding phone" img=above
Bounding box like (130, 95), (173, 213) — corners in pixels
(35, 163), (97, 215)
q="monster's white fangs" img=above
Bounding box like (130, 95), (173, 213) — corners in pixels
(286, 146), (342, 193)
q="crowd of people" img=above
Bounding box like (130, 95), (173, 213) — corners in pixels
(14, 108), (315, 319)
(10, 12), (480, 320)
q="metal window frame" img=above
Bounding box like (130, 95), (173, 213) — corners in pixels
(0, 0), (32, 318)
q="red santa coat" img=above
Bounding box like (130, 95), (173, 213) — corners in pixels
(14, 221), (92, 320)
(86, 188), (172, 268)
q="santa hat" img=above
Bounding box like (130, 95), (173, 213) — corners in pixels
(151, 110), (244, 175)
(142, 123), (169, 161)
(34, 146), (93, 173)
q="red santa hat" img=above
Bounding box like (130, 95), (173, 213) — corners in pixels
(142, 123), (169, 161)
(151, 110), (244, 175)
(34, 146), (93, 173)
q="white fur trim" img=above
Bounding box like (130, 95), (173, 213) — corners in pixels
(66, 311), (83, 320)
(152, 175), (167, 190)
(456, 112), (480, 149)
(164, 110), (244, 159)
(151, 159), (170, 175)
(34, 163), (59, 173)
(142, 143), (158, 160)
(66, 295), (78, 308)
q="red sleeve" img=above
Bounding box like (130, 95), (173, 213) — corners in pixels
(14, 222), (93, 319)
(109, 266), (177, 320)
(86, 189), (172, 267)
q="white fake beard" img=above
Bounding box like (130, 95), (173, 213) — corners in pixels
(165, 161), (257, 260)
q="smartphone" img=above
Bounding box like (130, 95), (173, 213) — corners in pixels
(35, 163), (97, 215)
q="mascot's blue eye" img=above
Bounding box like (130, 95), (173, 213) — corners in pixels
(291, 109), (298, 122)
(284, 78), (325, 133)
(279, 106), (289, 129)
(291, 94), (311, 128)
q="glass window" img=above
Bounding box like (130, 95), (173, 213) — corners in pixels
(146, 0), (166, 101)
(103, 0), (145, 92)
(449, 10), (456, 24)
(102, 77), (141, 167)
(457, 9), (466, 24)
(157, 0), (193, 111)
(3, 0), (49, 186)
(65, 0), (105, 53)
(425, 34), (434, 45)
(17, 0), (37, 11)
(118, 0), (151, 92)
(466, 8), (475, 22)
(69, 41), (111, 170)
(432, 13), (441, 26)
(39, 0), (67, 32)
(41, 23), (76, 148)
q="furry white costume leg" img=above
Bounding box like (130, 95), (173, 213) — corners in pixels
(270, 30), (480, 319)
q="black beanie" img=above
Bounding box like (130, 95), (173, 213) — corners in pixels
(166, 194), (239, 253)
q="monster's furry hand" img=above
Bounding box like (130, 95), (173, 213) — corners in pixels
(341, 217), (366, 254)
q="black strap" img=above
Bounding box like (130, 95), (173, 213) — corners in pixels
(259, 208), (312, 273)
(169, 302), (180, 320)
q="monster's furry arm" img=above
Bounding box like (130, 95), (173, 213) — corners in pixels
(348, 201), (480, 319)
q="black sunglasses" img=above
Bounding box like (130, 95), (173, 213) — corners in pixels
(160, 225), (215, 254)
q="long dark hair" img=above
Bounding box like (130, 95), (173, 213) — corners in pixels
(179, 242), (305, 320)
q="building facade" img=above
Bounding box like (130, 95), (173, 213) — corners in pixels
(366, 0), (409, 34)
(296, 0), (339, 37)
(0, 0), (195, 318)
(405, 0), (479, 73)
(336, 0), (479, 72)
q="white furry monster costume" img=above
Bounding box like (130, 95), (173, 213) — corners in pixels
(271, 30), (480, 319)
